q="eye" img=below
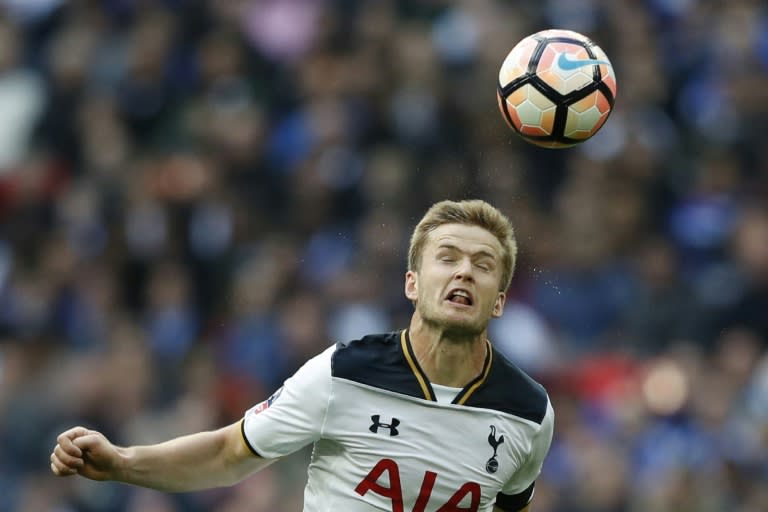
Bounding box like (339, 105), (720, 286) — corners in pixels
(475, 257), (497, 272)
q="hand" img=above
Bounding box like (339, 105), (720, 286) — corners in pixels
(50, 426), (123, 481)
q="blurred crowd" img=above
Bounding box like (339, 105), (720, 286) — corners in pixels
(0, 0), (767, 511)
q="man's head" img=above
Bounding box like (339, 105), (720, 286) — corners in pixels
(408, 200), (517, 292)
(405, 200), (518, 337)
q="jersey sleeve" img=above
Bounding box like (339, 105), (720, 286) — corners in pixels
(241, 344), (334, 459)
(497, 398), (555, 510)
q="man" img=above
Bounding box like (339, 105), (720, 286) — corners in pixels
(51, 199), (554, 512)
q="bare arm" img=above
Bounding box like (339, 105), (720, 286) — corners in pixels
(51, 421), (274, 492)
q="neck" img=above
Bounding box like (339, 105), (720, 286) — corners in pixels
(407, 313), (488, 387)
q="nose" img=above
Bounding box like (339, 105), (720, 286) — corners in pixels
(454, 257), (475, 281)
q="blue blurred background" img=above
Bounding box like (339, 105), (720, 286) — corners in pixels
(0, 0), (767, 510)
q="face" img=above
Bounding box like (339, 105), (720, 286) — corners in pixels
(405, 223), (506, 337)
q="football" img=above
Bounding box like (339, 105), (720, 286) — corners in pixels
(497, 29), (617, 148)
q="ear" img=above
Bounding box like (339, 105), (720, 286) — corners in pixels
(404, 270), (418, 301)
(491, 291), (506, 318)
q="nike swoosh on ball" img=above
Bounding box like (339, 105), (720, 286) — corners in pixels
(557, 53), (611, 71)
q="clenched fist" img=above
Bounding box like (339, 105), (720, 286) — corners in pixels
(50, 426), (123, 481)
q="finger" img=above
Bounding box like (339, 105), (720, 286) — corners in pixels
(50, 454), (78, 476)
(56, 435), (83, 458)
(53, 444), (84, 469)
(52, 446), (83, 468)
(58, 426), (93, 444)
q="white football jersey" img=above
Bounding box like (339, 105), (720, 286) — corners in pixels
(242, 329), (554, 512)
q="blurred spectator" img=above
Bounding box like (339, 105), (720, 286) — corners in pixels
(0, 17), (44, 171)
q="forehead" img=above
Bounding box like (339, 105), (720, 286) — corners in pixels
(425, 223), (503, 257)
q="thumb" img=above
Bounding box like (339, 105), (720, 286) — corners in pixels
(72, 433), (106, 452)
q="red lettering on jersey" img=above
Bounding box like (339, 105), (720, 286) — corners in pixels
(355, 458), (404, 512)
(412, 470), (436, 512)
(355, 459), (481, 512)
(436, 482), (481, 511)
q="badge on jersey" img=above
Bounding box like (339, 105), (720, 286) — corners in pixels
(485, 425), (505, 473)
(250, 387), (284, 415)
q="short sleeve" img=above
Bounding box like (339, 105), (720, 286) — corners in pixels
(241, 345), (334, 459)
(498, 398), (554, 508)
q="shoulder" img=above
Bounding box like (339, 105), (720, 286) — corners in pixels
(332, 331), (402, 372)
(465, 346), (550, 425)
(331, 331), (428, 399)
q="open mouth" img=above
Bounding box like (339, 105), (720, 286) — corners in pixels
(446, 289), (473, 306)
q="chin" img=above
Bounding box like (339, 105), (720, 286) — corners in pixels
(417, 304), (486, 337)
(434, 317), (485, 339)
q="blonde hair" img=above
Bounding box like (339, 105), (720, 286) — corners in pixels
(408, 199), (517, 291)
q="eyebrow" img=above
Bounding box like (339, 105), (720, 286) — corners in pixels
(436, 243), (498, 261)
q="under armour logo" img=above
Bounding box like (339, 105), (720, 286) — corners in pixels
(485, 425), (505, 473)
(370, 415), (400, 436)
